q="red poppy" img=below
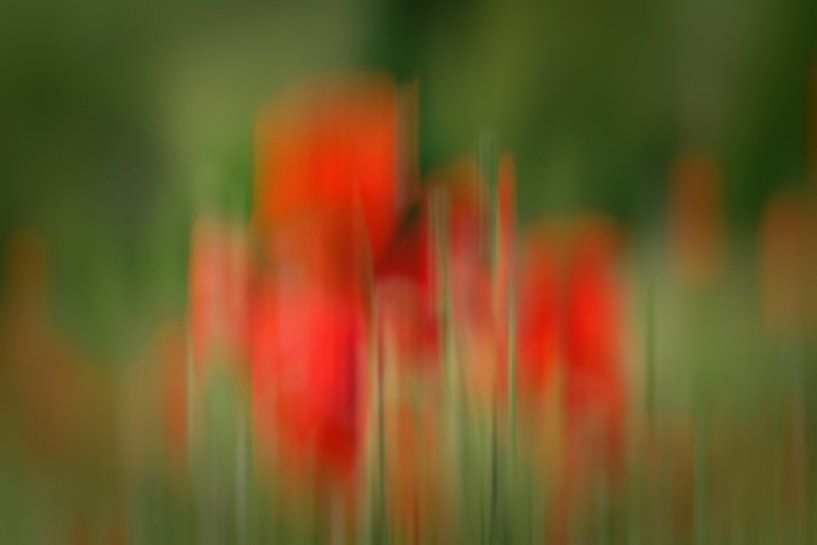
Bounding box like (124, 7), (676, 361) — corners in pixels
(252, 267), (366, 483)
(374, 199), (438, 371)
(516, 226), (560, 399)
(254, 76), (399, 264)
(372, 154), (516, 538)
(441, 160), (493, 333)
(373, 153), (515, 375)
(547, 218), (627, 544)
(370, 171), (448, 542)
(562, 218), (626, 474)
(250, 79), (400, 494)
(425, 161), (496, 398)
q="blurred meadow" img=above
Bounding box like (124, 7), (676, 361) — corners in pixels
(1, 0), (817, 543)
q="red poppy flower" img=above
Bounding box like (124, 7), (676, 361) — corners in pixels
(251, 188), (367, 486)
(374, 201), (451, 543)
(251, 263), (366, 484)
(424, 160), (499, 403)
(250, 79), (399, 491)
(516, 226), (560, 399)
(373, 152), (516, 375)
(548, 218), (627, 544)
(254, 76), (399, 264)
(374, 199), (438, 371)
(441, 161), (493, 330)
(562, 218), (626, 471)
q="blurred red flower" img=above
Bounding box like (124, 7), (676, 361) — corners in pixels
(252, 267), (366, 482)
(562, 218), (626, 487)
(254, 75), (399, 264)
(251, 78), (401, 497)
(375, 199), (438, 371)
(427, 160), (499, 403)
(516, 226), (560, 399)
(545, 218), (627, 544)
